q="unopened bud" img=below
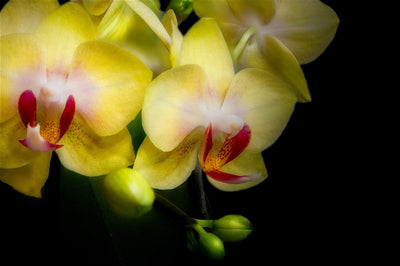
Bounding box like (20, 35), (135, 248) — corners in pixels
(167, 0), (193, 22)
(198, 231), (225, 260)
(212, 215), (253, 242)
(104, 168), (155, 218)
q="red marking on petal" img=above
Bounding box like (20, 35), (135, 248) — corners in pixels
(199, 123), (213, 163)
(207, 170), (250, 184)
(223, 124), (251, 165)
(199, 123), (252, 184)
(58, 95), (75, 141)
(18, 90), (37, 127)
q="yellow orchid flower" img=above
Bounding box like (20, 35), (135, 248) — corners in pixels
(193, 0), (339, 102)
(0, 1), (152, 197)
(193, 0), (339, 64)
(134, 18), (297, 191)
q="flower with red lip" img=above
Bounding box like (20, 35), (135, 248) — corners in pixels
(0, 1), (152, 197)
(133, 18), (297, 191)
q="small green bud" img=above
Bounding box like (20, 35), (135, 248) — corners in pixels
(167, 0), (193, 22)
(198, 232), (225, 260)
(104, 168), (155, 218)
(212, 215), (253, 242)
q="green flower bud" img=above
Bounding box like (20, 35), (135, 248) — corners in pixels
(104, 168), (155, 218)
(167, 0), (193, 22)
(198, 232), (225, 260)
(212, 215), (253, 242)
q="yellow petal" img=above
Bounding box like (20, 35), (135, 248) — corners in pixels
(239, 35), (311, 102)
(81, 0), (113, 16)
(142, 64), (208, 152)
(0, 152), (52, 198)
(68, 40), (152, 136)
(35, 2), (96, 71)
(193, 0), (237, 24)
(207, 151), (267, 191)
(124, 0), (171, 49)
(0, 0), (59, 36)
(222, 68), (296, 152)
(134, 128), (203, 189)
(227, 0), (275, 24)
(56, 115), (135, 177)
(265, 0), (339, 64)
(162, 9), (183, 67)
(179, 17), (234, 103)
(0, 34), (46, 123)
(0, 115), (38, 169)
(97, 0), (170, 74)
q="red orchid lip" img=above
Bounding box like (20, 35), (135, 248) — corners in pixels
(199, 123), (252, 183)
(18, 90), (75, 152)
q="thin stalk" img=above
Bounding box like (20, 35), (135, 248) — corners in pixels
(232, 26), (257, 63)
(155, 193), (196, 226)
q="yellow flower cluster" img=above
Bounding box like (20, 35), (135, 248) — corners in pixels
(0, 0), (338, 197)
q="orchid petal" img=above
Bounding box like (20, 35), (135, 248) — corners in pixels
(35, 2), (96, 72)
(207, 151), (267, 191)
(0, 152), (52, 198)
(97, 0), (170, 74)
(142, 64), (208, 152)
(68, 40), (152, 136)
(124, 0), (171, 49)
(18, 90), (37, 127)
(161, 9), (183, 67)
(0, 115), (37, 169)
(0, 0), (59, 36)
(199, 123), (251, 175)
(179, 18), (234, 103)
(265, 0), (339, 64)
(134, 128), (203, 189)
(227, 0), (275, 24)
(19, 124), (63, 152)
(81, 0), (113, 16)
(222, 68), (296, 152)
(0, 34), (46, 123)
(193, 0), (238, 24)
(239, 35), (310, 102)
(56, 115), (135, 177)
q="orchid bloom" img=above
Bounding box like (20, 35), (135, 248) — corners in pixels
(133, 18), (297, 191)
(193, 0), (339, 64)
(0, 1), (152, 197)
(193, 0), (339, 102)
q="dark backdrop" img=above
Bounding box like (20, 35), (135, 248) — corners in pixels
(1, 1), (364, 265)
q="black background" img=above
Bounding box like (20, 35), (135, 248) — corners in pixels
(1, 1), (370, 265)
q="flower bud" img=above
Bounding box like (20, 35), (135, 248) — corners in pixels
(167, 0), (193, 22)
(198, 232), (225, 260)
(212, 215), (253, 242)
(104, 168), (155, 218)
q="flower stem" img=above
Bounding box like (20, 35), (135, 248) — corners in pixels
(232, 26), (257, 63)
(154, 192), (196, 226)
(192, 161), (211, 219)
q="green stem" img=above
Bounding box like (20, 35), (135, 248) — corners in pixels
(232, 26), (257, 63)
(154, 193), (196, 226)
(192, 161), (210, 219)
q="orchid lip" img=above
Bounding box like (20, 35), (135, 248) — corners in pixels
(199, 123), (255, 184)
(18, 90), (75, 152)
